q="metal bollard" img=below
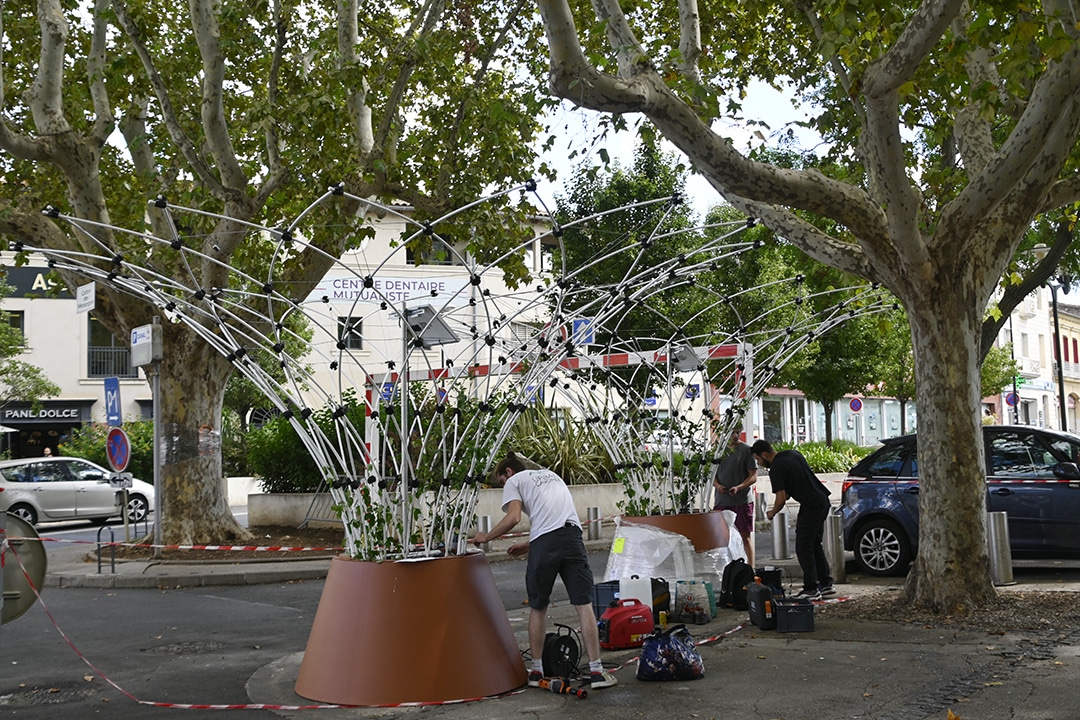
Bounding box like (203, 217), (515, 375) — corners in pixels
(586, 506), (601, 541)
(987, 511), (1015, 586)
(771, 510), (790, 560)
(755, 492), (767, 523)
(823, 513), (846, 583)
(479, 515), (492, 553)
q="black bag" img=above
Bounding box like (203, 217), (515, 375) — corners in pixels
(719, 557), (754, 610)
(636, 625), (705, 681)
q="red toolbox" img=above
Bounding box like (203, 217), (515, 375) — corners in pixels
(598, 599), (654, 650)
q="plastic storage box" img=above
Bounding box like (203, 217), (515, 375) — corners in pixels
(775, 598), (814, 632)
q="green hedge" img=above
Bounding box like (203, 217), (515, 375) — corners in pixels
(772, 439), (875, 473)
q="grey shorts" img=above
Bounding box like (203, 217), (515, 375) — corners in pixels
(525, 524), (594, 610)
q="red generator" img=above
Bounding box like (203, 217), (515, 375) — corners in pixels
(598, 599), (654, 650)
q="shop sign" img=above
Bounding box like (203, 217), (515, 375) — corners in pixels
(2, 407), (82, 421)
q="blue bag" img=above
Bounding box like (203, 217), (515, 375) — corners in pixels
(635, 624), (705, 681)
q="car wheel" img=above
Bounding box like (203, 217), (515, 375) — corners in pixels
(854, 519), (912, 576)
(126, 494), (149, 523)
(7, 503), (38, 526)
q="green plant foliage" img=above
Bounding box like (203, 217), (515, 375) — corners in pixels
(60, 420), (155, 482)
(772, 440), (875, 474)
(509, 407), (615, 485)
(247, 393), (367, 493)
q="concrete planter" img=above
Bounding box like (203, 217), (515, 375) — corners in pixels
(248, 493), (319, 527)
(295, 553), (525, 705)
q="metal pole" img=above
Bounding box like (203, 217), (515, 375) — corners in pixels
(987, 511), (1015, 586)
(1, 511), (6, 646)
(587, 506), (601, 541)
(824, 514), (846, 583)
(152, 362), (162, 560)
(771, 510), (790, 560)
(478, 515), (492, 552)
(401, 301), (410, 551)
(1010, 315), (1019, 424)
(1051, 283), (1068, 431)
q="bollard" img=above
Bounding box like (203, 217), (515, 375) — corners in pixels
(479, 515), (493, 553)
(587, 507), (601, 541)
(987, 511), (1015, 586)
(823, 513), (846, 583)
(755, 492), (767, 523)
(771, 510), (790, 560)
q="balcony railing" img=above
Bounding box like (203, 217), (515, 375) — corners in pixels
(88, 346), (139, 379)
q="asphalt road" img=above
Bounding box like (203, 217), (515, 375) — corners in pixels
(0, 540), (608, 720)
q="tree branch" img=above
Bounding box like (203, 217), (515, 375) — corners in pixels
(189, 0), (248, 192)
(1041, 172), (1080, 212)
(939, 45), (1080, 242)
(979, 221), (1074, 360)
(87, 0), (115, 146)
(592, 0), (651, 77)
(29, 0), (72, 135)
(111, 0), (223, 195)
(731, 196), (876, 280)
(676, 0), (702, 85)
(537, 0), (648, 112)
(862, 0), (966, 99)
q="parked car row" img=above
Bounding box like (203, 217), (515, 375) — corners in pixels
(0, 456), (154, 526)
(840, 425), (1080, 575)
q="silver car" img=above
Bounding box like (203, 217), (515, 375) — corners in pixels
(0, 456), (154, 526)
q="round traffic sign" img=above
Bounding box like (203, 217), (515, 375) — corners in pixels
(106, 426), (131, 473)
(1005, 392), (1019, 407)
(849, 397), (863, 413)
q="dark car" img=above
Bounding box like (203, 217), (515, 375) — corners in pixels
(840, 424), (1080, 576)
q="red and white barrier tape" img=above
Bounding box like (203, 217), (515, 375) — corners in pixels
(5, 536), (338, 552)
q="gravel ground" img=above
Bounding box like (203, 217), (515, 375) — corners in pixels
(817, 587), (1080, 633)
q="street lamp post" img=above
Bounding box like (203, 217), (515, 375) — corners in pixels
(1009, 315), (1020, 424)
(1048, 279), (1068, 431)
(1031, 243), (1070, 432)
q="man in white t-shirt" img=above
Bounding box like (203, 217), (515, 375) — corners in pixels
(470, 453), (617, 690)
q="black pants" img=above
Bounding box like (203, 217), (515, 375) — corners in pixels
(794, 504), (832, 591)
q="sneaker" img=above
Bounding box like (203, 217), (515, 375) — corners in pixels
(588, 670), (618, 689)
(527, 671), (543, 688)
(818, 582), (837, 597)
(791, 588), (822, 601)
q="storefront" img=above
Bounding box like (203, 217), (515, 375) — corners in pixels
(0, 400), (96, 458)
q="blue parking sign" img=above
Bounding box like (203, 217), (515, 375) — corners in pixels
(104, 377), (122, 427)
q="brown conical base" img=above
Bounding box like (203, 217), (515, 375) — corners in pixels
(625, 511), (730, 552)
(295, 552), (526, 706)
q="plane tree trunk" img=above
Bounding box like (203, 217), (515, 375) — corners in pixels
(155, 324), (249, 544)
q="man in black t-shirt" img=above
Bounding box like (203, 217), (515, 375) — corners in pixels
(751, 440), (835, 600)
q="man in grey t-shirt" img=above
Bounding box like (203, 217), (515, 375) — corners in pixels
(714, 428), (758, 568)
(470, 453), (617, 690)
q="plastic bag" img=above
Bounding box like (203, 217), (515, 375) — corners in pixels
(636, 625), (705, 681)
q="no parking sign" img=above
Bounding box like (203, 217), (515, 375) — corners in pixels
(106, 426), (131, 473)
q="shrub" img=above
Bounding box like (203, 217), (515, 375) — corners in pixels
(245, 414), (323, 493)
(773, 440), (875, 474)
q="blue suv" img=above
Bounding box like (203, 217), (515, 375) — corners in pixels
(840, 425), (1080, 575)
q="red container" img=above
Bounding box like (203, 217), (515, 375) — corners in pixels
(598, 598), (654, 650)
